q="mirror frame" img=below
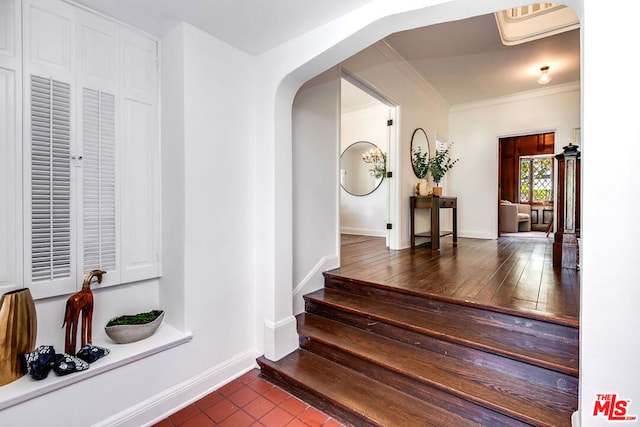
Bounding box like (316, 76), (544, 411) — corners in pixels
(410, 128), (430, 179)
(340, 141), (385, 196)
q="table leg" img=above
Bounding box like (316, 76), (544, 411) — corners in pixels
(453, 206), (457, 244)
(410, 198), (416, 248)
(431, 197), (440, 250)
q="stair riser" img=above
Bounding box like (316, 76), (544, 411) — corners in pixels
(258, 361), (377, 427)
(299, 336), (532, 427)
(305, 300), (578, 393)
(324, 275), (578, 344)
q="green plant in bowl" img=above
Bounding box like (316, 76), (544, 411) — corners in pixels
(105, 310), (165, 344)
(106, 310), (163, 327)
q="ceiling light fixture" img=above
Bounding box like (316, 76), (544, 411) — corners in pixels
(537, 66), (552, 84)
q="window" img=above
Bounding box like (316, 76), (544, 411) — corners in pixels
(519, 155), (553, 203)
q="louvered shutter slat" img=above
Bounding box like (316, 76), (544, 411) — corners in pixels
(83, 88), (116, 273)
(30, 76), (72, 282)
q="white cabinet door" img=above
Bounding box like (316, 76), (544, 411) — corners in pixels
(81, 88), (118, 285)
(0, 0), (19, 65)
(0, 0), (21, 294)
(22, 0), (76, 298)
(120, 29), (161, 283)
(17, 0), (161, 298)
(23, 0), (75, 80)
(78, 10), (118, 93)
(77, 11), (121, 288)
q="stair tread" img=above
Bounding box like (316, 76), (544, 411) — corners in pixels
(299, 312), (576, 427)
(258, 350), (482, 427)
(306, 288), (578, 375)
(323, 273), (580, 333)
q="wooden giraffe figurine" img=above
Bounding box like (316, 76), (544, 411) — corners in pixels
(63, 269), (106, 354)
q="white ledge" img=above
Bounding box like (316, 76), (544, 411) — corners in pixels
(0, 323), (193, 411)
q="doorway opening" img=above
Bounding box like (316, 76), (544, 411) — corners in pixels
(498, 132), (555, 237)
(340, 76), (398, 248)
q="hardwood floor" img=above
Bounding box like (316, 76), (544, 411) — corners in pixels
(259, 234), (579, 426)
(258, 236), (579, 427)
(336, 234), (579, 320)
(164, 234), (581, 426)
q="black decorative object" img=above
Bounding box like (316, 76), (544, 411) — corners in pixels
(23, 345), (99, 380)
(23, 345), (56, 381)
(53, 353), (89, 376)
(76, 344), (110, 363)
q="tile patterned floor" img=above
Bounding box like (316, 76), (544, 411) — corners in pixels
(153, 369), (345, 427)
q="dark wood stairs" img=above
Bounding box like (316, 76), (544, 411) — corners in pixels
(258, 272), (579, 426)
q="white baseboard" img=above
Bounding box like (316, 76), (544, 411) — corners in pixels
(571, 410), (580, 427)
(340, 227), (386, 237)
(458, 230), (496, 239)
(400, 230), (495, 249)
(97, 349), (259, 427)
(263, 316), (298, 361)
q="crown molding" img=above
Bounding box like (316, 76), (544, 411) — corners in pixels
(373, 40), (451, 112)
(450, 81), (581, 113)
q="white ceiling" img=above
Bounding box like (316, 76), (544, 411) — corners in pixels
(385, 13), (580, 106)
(72, 0), (374, 55)
(73, 0), (581, 107)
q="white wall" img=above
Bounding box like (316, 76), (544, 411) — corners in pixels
(180, 22), (257, 365)
(160, 20), (187, 332)
(340, 102), (389, 237)
(449, 84), (581, 239)
(3, 22), (261, 426)
(150, 1), (640, 424)
(261, 0), (639, 425)
(289, 38), (451, 322)
(251, 0), (472, 364)
(291, 68), (341, 314)
(9, 1), (640, 425)
(580, 0), (640, 425)
(340, 41), (450, 249)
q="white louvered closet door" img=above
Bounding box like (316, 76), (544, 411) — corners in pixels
(22, 0), (160, 298)
(30, 75), (73, 284)
(82, 88), (116, 275)
(23, 0), (77, 298)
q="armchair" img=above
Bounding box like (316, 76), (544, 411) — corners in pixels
(499, 201), (531, 232)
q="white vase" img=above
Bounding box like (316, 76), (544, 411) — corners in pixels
(418, 179), (428, 196)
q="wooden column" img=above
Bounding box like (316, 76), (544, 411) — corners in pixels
(553, 144), (580, 269)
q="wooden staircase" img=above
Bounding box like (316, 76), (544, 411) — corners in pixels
(258, 272), (579, 426)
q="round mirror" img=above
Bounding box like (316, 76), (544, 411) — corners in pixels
(340, 141), (385, 196)
(411, 128), (430, 179)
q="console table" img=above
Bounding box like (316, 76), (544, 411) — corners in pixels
(410, 195), (457, 250)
